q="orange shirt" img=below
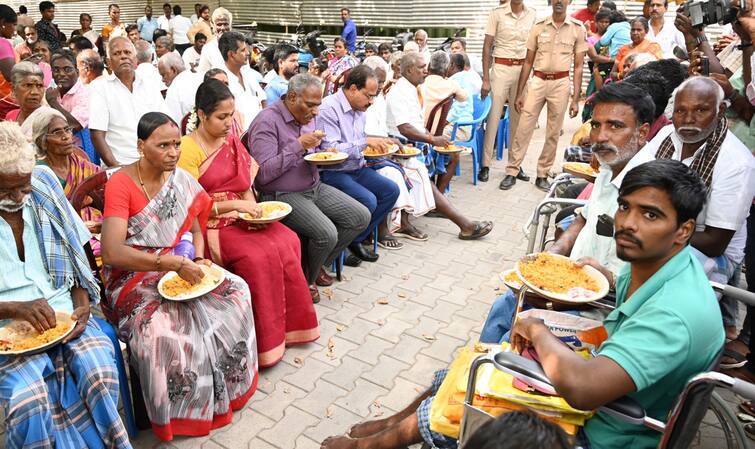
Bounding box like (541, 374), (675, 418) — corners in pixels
(615, 39), (663, 74)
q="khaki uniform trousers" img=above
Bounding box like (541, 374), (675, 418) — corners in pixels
(506, 76), (570, 178)
(482, 64), (523, 167)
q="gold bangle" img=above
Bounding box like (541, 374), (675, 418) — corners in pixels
(213, 202), (219, 216)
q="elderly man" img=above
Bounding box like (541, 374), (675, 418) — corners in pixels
(479, 0), (537, 183)
(502, 0), (587, 191)
(89, 36), (168, 166)
(421, 51), (468, 142)
(197, 7), (232, 72)
(318, 65), (401, 259)
(340, 8), (356, 53)
(159, 51), (201, 123)
(481, 81), (656, 342)
(386, 52), (494, 241)
(638, 76), (755, 340)
(75, 48), (103, 85)
(0, 122), (131, 449)
(413, 29), (431, 65)
(134, 39), (165, 90)
(248, 74), (370, 291)
(220, 31), (266, 130)
(323, 158), (723, 449)
(265, 44), (299, 105)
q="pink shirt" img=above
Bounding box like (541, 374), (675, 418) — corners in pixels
(59, 79), (89, 128)
(0, 38), (14, 61)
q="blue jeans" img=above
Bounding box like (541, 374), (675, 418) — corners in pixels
(479, 291), (527, 344)
(320, 168), (400, 243)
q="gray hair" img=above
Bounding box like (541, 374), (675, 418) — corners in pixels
(403, 41), (419, 54)
(134, 39), (153, 64)
(211, 7), (232, 26)
(107, 36), (136, 59)
(158, 51), (185, 72)
(428, 51), (449, 75)
(10, 61), (44, 87)
(0, 122), (36, 175)
(389, 51), (403, 67)
(400, 51), (424, 76)
(414, 29), (427, 39)
(30, 107), (66, 158)
(362, 55), (388, 73)
(288, 73), (322, 95)
(675, 76), (725, 106)
(155, 35), (174, 51)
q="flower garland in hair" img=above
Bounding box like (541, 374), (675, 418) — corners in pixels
(186, 106), (199, 134)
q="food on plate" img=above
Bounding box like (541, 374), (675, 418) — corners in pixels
(364, 147), (385, 156)
(503, 270), (523, 288)
(434, 144), (460, 152)
(309, 152), (339, 161)
(396, 145), (420, 155)
(161, 268), (221, 298)
(0, 318), (73, 352)
(518, 253), (600, 295)
(259, 202), (288, 218)
(563, 162), (597, 177)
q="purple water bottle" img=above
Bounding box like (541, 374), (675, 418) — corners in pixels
(173, 232), (195, 260)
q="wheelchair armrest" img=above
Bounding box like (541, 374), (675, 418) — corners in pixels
(598, 396), (646, 425)
(492, 351), (557, 395)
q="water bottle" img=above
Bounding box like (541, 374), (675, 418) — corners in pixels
(173, 232), (195, 260)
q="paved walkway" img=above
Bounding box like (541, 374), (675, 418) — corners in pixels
(0, 112), (746, 449)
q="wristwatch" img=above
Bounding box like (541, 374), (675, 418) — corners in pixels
(737, 42), (753, 50)
(695, 35), (708, 46)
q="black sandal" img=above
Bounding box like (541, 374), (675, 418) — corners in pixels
(377, 236), (404, 250)
(459, 221), (493, 240)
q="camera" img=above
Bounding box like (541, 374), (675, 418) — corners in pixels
(681, 0), (745, 27)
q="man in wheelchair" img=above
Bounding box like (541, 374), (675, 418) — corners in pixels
(321, 160), (724, 449)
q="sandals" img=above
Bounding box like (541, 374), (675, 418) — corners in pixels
(395, 226), (429, 242)
(377, 236), (404, 250)
(720, 348), (747, 369)
(459, 221), (494, 240)
(310, 285), (320, 304)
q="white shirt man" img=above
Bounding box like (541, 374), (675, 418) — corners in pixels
(197, 39), (225, 72)
(386, 77), (426, 137)
(89, 72), (169, 165)
(135, 61), (166, 91)
(157, 14), (171, 32)
(638, 124), (755, 267)
(225, 65), (267, 130)
(170, 14), (192, 46)
(182, 45), (201, 69)
(647, 18), (686, 58)
(165, 70), (201, 124)
(365, 93), (388, 137)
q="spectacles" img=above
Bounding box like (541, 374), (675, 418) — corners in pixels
(360, 90), (378, 100)
(47, 126), (73, 138)
(52, 66), (76, 74)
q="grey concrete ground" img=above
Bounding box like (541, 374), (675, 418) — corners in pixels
(0, 111), (748, 449)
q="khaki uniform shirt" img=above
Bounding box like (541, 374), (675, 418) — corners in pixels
(526, 15), (588, 73)
(485, 4), (537, 59)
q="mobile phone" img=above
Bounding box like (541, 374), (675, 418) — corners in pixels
(596, 214), (614, 237)
(700, 56), (710, 76)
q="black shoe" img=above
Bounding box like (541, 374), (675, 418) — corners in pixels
(343, 252), (362, 267)
(516, 168), (530, 182)
(478, 166), (489, 182)
(348, 243), (379, 262)
(535, 177), (551, 192)
(499, 175), (516, 190)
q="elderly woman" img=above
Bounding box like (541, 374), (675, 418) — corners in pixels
(0, 121), (131, 449)
(31, 108), (101, 232)
(6, 61), (45, 134)
(325, 37), (358, 95)
(611, 17), (662, 80)
(178, 80), (318, 367)
(101, 111), (258, 440)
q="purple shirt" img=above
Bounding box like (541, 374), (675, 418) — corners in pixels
(317, 89), (367, 172)
(248, 100), (318, 193)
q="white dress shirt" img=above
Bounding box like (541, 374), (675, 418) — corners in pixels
(157, 15), (171, 32)
(638, 124), (755, 264)
(169, 15), (192, 45)
(135, 62), (166, 90)
(224, 65), (267, 130)
(365, 93), (388, 137)
(386, 77), (426, 137)
(88, 72), (169, 165)
(647, 19), (686, 59)
(197, 39), (225, 72)
(165, 70), (202, 124)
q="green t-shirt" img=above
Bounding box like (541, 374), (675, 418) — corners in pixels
(584, 246), (725, 449)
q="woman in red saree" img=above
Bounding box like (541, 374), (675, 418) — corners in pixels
(100, 112), (258, 441)
(178, 79), (318, 368)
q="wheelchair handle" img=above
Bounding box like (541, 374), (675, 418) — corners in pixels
(711, 282), (755, 307)
(731, 377), (755, 400)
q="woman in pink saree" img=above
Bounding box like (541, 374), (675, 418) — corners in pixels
(100, 112), (258, 441)
(178, 80), (318, 368)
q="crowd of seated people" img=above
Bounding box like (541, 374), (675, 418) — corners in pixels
(0, 1), (754, 448)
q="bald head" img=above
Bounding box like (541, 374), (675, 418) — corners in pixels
(134, 39), (153, 64)
(672, 77), (725, 144)
(675, 76), (724, 106)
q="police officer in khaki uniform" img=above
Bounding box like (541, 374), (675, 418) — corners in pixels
(479, 0), (537, 183)
(499, 0), (587, 191)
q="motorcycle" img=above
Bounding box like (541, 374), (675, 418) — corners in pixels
(353, 28), (374, 61)
(298, 29), (328, 72)
(391, 31), (414, 52)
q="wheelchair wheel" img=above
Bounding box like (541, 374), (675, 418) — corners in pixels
(700, 391), (749, 449)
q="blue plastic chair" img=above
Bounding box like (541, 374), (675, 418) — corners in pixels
(450, 95), (492, 185)
(495, 106), (510, 161)
(92, 316), (139, 438)
(330, 224), (379, 278)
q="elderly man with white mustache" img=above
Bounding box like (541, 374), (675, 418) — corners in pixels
(637, 76), (755, 342)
